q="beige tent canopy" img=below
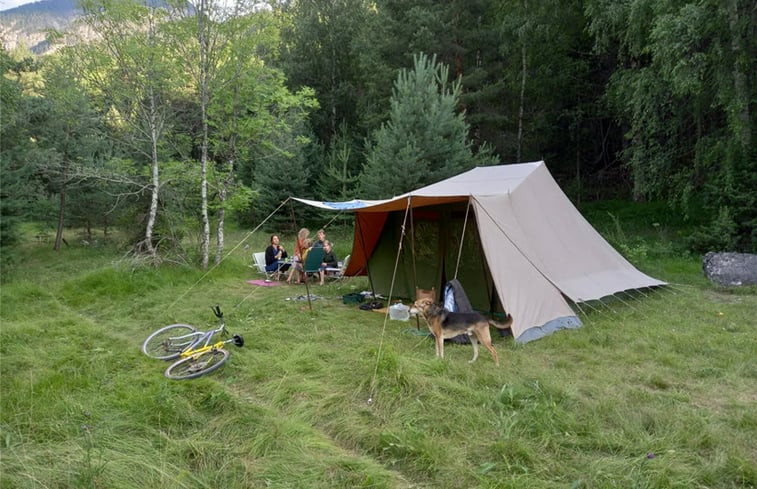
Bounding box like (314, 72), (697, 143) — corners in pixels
(295, 161), (666, 342)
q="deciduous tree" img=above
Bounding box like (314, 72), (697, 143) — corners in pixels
(77, 0), (179, 263)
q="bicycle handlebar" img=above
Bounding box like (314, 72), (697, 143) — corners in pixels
(212, 305), (223, 319)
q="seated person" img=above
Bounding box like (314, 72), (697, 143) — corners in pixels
(318, 240), (339, 285)
(291, 238), (315, 282)
(300, 238), (314, 264)
(313, 228), (326, 248)
(264, 234), (290, 276)
(287, 228), (309, 284)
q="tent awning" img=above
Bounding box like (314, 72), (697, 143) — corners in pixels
(293, 161), (545, 213)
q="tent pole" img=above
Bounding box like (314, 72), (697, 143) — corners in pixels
(410, 196), (417, 294)
(408, 197), (421, 329)
(368, 198), (412, 403)
(288, 199), (299, 234)
(304, 275), (313, 311)
(453, 198), (472, 280)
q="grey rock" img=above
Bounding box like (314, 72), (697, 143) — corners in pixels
(703, 252), (757, 286)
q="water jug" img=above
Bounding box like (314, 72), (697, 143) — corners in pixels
(389, 302), (410, 321)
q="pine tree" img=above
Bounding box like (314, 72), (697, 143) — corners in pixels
(360, 53), (496, 199)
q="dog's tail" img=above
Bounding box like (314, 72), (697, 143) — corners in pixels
(489, 313), (513, 330)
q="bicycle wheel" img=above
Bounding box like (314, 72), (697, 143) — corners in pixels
(142, 324), (198, 360)
(164, 349), (229, 380)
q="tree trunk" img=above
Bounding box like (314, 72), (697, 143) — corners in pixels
(54, 155), (68, 251)
(215, 163), (233, 266)
(575, 137), (581, 205)
(728, 0), (751, 149)
(216, 37), (243, 266)
(144, 87), (160, 263)
(198, 0), (210, 270)
(517, 22), (527, 163)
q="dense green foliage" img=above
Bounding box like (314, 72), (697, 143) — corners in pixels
(1, 220), (755, 488)
(0, 0), (754, 261)
(361, 53), (497, 198)
(585, 0), (755, 251)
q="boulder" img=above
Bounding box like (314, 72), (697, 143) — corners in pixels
(702, 252), (757, 286)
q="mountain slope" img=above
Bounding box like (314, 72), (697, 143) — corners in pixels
(0, 0), (79, 54)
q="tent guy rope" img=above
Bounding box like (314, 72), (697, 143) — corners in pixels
(367, 197), (412, 406)
(166, 197), (292, 312)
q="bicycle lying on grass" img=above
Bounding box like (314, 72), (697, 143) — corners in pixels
(141, 305), (244, 380)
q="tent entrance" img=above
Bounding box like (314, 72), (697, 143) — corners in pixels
(367, 202), (504, 314)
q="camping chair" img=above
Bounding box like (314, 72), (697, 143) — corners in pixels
(253, 252), (279, 281)
(324, 254), (350, 283)
(300, 246), (325, 311)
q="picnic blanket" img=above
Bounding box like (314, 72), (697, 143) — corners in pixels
(246, 279), (280, 287)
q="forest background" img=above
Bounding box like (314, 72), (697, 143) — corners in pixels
(1, 0), (754, 268)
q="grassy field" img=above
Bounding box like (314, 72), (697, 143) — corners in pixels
(1, 221), (755, 488)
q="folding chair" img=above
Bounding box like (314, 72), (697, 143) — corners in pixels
(252, 252), (278, 281)
(300, 247), (325, 311)
(324, 254), (350, 283)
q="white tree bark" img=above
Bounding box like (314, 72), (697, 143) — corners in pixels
(215, 162), (233, 265)
(144, 87), (160, 262)
(198, 0), (210, 269)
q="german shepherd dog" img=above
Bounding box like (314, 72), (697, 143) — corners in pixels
(409, 298), (513, 366)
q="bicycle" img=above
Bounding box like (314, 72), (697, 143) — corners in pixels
(142, 305), (244, 380)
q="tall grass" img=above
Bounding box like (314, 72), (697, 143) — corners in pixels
(1, 221), (755, 488)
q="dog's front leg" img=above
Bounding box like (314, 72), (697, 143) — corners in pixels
(435, 334), (444, 358)
(468, 334), (479, 363)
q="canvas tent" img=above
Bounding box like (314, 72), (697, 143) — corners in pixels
(295, 161), (666, 343)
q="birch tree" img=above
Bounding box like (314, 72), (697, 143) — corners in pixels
(168, 2), (318, 260)
(77, 0), (177, 263)
(166, 0), (240, 268)
(207, 6), (280, 264)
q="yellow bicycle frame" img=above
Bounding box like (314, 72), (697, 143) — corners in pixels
(179, 340), (226, 359)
